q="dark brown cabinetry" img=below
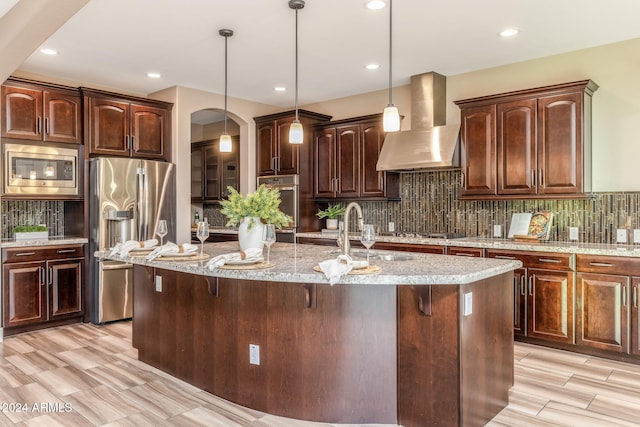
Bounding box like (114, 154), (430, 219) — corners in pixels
(313, 115), (400, 200)
(2, 245), (84, 336)
(456, 80), (598, 199)
(191, 137), (239, 202)
(2, 80), (81, 144)
(487, 249), (575, 344)
(575, 255), (640, 355)
(83, 89), (172, 161)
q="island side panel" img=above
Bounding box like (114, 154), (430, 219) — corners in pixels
(459, 272), (514, 427)
(397, 284), (461, 427)
(266, 282), (397, 424)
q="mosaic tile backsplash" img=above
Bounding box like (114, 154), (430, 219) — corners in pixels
(1, 200), (65, 239)
(203, 170), (640, 244)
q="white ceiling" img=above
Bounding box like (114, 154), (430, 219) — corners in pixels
(12, 0), (640, 109)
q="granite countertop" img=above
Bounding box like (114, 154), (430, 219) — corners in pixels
(1, 237), (88, 248)
(296, 232), (640, 258)
(96, 241), (521, 286)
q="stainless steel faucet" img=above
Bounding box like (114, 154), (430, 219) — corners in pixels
(341, 202), (364, 256)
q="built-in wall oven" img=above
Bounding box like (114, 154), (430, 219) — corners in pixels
(3, 142), (78, 196)
(257, 174), (298, 243)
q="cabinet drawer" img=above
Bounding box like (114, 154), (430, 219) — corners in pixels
(2, 245), (84, 263)
(486, 249), (573, 271)
(576, 254), (640, 276)
(375, 242), (445, 254)
(448, 247), (484, 257)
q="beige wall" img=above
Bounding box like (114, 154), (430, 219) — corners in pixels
(191, 119), (240, 143)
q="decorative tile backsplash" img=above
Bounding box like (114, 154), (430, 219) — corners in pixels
(1, 200), (65, 239)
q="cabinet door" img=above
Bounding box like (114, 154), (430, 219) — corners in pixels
(460, 105), (497, 196)
(1, 86), (42, 140)
(360, 122), (385, 197)
(221, 137), (240, 198)
(576, 272), (628, 353)
(335, 125), (360, 198)
(497, 99), (537, 195)
(537, 92), (582, 195)
(130, 104), (168, 160)
(88, 98), (130, 156)
(256, 121), (276, 176)
(191, 146), (203, 200)
(632, 277), (640, 356)
(527, 268), (574, 344)
(48, 258), (83, 318)
(3, 262), (47, 327)
(203, 144), (220, 200)
(43, 91), (81, 144)
(276, 118), (299, 174)
(314, 128), (336, 198)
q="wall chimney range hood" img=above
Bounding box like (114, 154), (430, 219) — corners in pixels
(376, 72), (460, 171)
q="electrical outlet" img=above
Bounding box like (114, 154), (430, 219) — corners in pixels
(634, 229), (640, 244)
(155, 275), (162, 292)
(493, 225), (502, 238)
(463, 292), (473, 316)
(616, 229), (628, 244)
(249, 344), (260, 365)
(569, 227), (579, 241)
(388, 222), (395, 233)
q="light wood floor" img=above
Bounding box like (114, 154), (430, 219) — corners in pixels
(1, 322), (640, 426)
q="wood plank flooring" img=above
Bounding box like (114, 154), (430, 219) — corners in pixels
(1, 322), (640, 426)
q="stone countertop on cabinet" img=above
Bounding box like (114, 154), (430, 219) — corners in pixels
(295, 232), (640, 258)
(96, 241), (521, 286)
(1, 237), (88, 248)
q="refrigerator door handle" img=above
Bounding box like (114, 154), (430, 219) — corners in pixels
(137, 167), (146, 240)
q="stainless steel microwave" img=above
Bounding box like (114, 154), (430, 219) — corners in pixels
(3, 143), (78, 195)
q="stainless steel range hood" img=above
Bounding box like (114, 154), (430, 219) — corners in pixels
(376, 72), (460, 171)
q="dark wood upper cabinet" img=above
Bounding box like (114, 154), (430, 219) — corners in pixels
(313, 114), (399, 201)
(83, 88), (172, 161)
(2, 81), (81, 144)
(456, 80), (598, 200)
(191, 137), (240, 202)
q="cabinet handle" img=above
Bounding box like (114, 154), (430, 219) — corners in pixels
(634, 286), (638, 308)
(539, 168), (544, 187)
(303, 285), (316, 309)
(48, 266), (53, 285)
(454, 253), (475, 257)
(57, 249), (77, 254)
(37, 116), (42, 135)
(460, 172), (465, 188)
(520, 275), (526, 296)
(274, 156), (279, 171)
(15, 252), (36, 257)
(130, 135), (135, 150)
(39, 267), (45, 286)
(623, 285), (627, 307)
(531, 169), (536, 186)
(495, 255), (516, 260)
(528, 275), (534, 296)
(589, 262), (614, 268)
(125, 135), (129, 149)
(539, 258), (561, 263)
(44, 117), (49, 135)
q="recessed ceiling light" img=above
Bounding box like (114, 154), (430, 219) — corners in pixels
(147, 72), (161, 78)
(274, 86), (286, 92)
(498, 28), (519, 38)
(39, 48), (57, 55)
(365, 63), (380, 70)
(365, 0), (386, 10)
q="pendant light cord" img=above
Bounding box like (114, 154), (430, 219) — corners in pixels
(224, 34), (228, 134)
(294, 7), (299, 121)
(388, 0), (393, 107)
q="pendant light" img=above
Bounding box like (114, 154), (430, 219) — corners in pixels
(219, 29), (234, 153)
(288, 0), (305, 144)
(383, 0), (400, 132)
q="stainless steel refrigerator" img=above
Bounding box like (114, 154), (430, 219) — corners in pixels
(89, 157), (175, 323)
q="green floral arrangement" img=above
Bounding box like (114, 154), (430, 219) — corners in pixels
(220, 185), (293, 230)
(13, 225), (48, 233)
(316, 204), (346, 219)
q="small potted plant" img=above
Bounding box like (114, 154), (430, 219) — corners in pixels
(316, 204), (346, 230)
(13, 225), (49, 241)
(220, 185), (292, 250)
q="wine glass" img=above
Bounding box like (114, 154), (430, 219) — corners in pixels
(262, 224), (276, 264)
(196, 218), (209, 256)
(156, 220), (167, 245)
(360, 224), (376, 264)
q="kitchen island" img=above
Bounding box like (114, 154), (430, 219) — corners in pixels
(99, 242), (521, 427)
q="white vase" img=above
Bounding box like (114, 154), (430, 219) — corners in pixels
(238, 217), (265, 250)
(326, 218), (338, 230)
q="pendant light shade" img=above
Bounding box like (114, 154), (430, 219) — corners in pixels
(219, 29), (234, 153)
(383, 0), (400, 132)
(289, 0), (305, 144)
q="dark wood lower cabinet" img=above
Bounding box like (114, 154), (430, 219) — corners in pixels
(132, 266), (513, 427)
